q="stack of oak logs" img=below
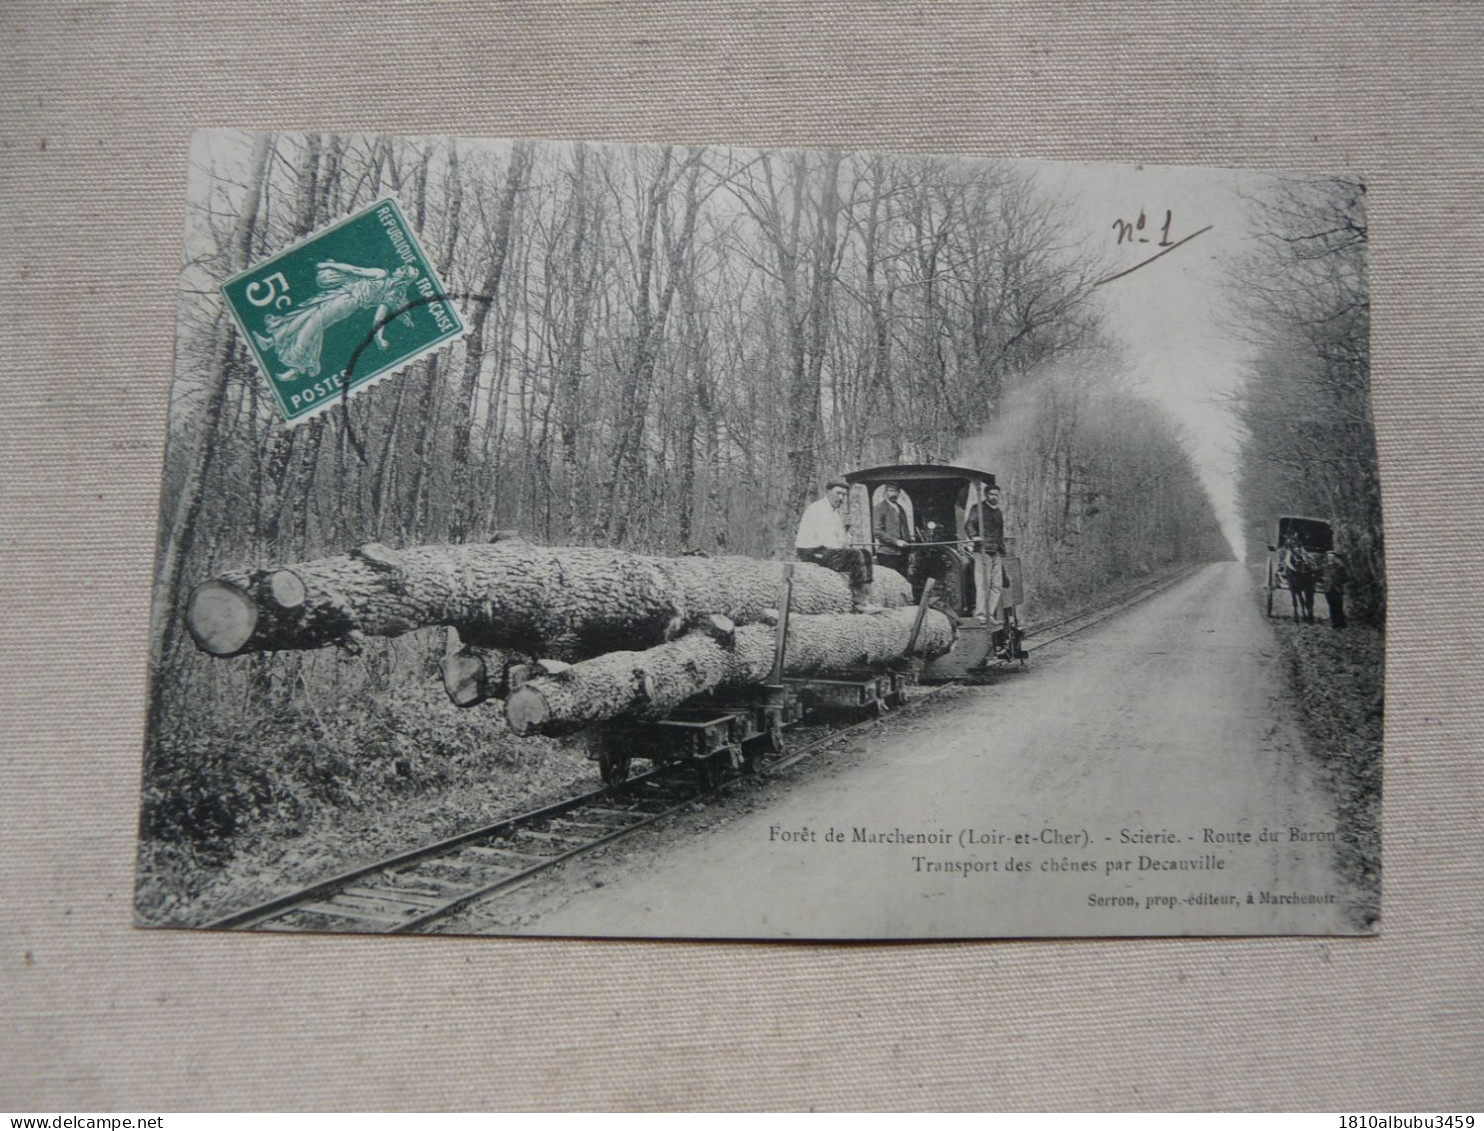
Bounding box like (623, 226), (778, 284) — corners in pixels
(185, 538), (956, 738)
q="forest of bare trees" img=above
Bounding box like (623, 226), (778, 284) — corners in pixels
(1230, 177), (1380, 622)
(960, 360), (1231, 610)
(140, 132), (1231, 857)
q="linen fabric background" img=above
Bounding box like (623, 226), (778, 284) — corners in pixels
(2, 1), (1480, 1111)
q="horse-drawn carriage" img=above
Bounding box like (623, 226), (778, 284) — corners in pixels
(1265, 516), (1333, 621)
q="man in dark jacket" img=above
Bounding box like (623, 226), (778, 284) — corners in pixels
(1322, 551), (1350, 629)
(964, 486), (1008, 619)
(872, 483), (913, 575)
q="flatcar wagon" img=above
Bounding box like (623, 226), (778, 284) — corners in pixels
(585, 461), (1027, 788)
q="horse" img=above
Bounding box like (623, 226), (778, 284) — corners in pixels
(1284, 547), (1319, 623)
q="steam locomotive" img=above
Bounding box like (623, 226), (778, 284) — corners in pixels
(845, 462), (1026, 678)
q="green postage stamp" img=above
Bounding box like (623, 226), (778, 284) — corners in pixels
(221, 197), (465, 424)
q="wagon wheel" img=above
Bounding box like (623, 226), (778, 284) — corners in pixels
(694, 754), (726, 792)
(599, 748), (631, 789)
(738, 743), (761, 776)
(1002, 611), (1026, 668)
(759, 718), (787, 756)
(588, 728), (631, 789)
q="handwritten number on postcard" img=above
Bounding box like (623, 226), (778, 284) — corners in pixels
(1113, 209), (1176, 248)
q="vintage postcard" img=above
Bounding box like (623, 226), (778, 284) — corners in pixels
(135, 130), (1381, 938)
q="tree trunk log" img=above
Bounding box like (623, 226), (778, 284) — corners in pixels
(504, 607), (955, 737)
(185, 539), (912, 659)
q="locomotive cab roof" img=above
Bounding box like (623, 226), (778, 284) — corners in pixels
(845, 464), (999, 540)
(844, 463), (997, 490)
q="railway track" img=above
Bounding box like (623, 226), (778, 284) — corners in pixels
(205, 770), (713, 933)
(1022, 563), (1201, 650)
(205, 563), (1201, 934)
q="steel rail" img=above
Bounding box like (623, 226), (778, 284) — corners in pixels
(1022, 564), (1201, 650)
(203, 772), (672, 930)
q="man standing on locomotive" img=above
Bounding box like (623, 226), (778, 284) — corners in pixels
(795, 479), (882, 613)
(964, 485), (1008, 621)
(871, 482), (913, 576)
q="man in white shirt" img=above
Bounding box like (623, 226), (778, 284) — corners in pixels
(795, 479), (881, 613)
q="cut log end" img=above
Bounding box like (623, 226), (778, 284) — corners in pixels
(505, 686), (552, 736)
(440, 651), (489, 708)
(267, 568), (306, 610)
(185, 580), (259, 656)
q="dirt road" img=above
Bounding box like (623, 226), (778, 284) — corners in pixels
(463, 562), (1365, 938)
